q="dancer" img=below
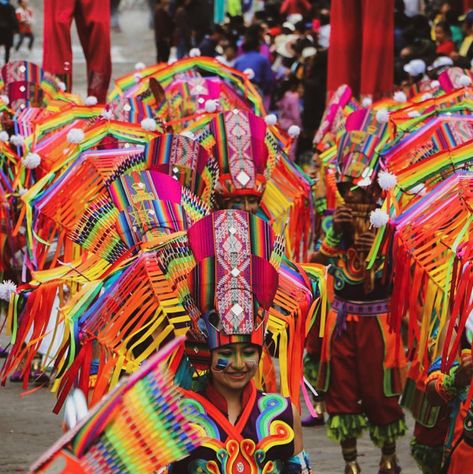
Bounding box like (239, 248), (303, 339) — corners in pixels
(312, 132), (406, 474)
(170, 210), (312, 473)
(14, 0), (34, 52)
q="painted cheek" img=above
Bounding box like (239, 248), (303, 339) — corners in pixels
(214, 358), (230, 371)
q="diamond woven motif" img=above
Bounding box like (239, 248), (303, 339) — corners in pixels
(236, 170), (250, 186)
(231, 303), (244, 316)
(231, 268), (240, 277)
(214, 212), (253, 334)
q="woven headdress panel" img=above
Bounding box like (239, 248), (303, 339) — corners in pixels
(186, 210), (280, 347)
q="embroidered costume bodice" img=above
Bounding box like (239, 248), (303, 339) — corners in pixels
(170, 381), (295, 473)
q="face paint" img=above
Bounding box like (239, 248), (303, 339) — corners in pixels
(214, 358), (230, 371)
(211, 344), (260, 372)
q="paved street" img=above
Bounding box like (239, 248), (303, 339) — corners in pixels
(0, 2), (421, 472)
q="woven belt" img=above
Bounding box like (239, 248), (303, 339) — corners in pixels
(332, 297), (390, 316)
(332, 296), (390, 336)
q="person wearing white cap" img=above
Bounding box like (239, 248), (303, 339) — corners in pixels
(428, 55), (454, 74)
(403, 58), (427, 77)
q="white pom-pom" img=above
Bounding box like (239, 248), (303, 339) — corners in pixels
(0, 95), (9, 105)
(204, 99), (217, 113)
(357, 177), (372, 187)
(370, 208), (389, 228)
(72, 389), (88, 421)
(189, 48), (201, 58)
(243, 68), (255, 80)
(134, 62), (146, 71)
(361, 97), (372, 108)
(67, 128), (85, 144)
(288, 125), (301, 138)
(181, 131), (195, 140)
(0, 131), (8, 143)
(58, 81), (67, 92)
(85, 95), (98, 106)
(393, 91), (407, 103)
(421, 93), (433, 101)
(64, 395), (77, 430)
(408, 111), (421, 118)
(376, 108), (389, 124)
(458, 74), (472, 87)
(10, 135), (24, 146)
(264, 114), (278, 126)
(0, 279), (17, 301)
(430, 80), (440, 89)
(377, 170), (397, 190)
(141, 117), (157, 131)
(102, 109), (113, 120)
(22, 152), (41, 169)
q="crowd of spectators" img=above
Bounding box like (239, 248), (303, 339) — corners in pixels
(145, 0), (473, 156)
(395, 0), (473, 89)
(4, 0), (473, 158)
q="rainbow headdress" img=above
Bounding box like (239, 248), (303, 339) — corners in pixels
(181, 210), (319, 405)
(109, 57), (265, 118)
(182, 108), (314, 260)
(184, 210), (282, 349)
(30, 338), (202, 474)
(185, 109), (276, 198)
(390, 172), (473, 380)
(159, 76), (254, 125)
(1, 166), (208, 397)
(380, 114), (473, 177)
(335, 130), (381, 185)
(1, 61), (61, 111)
(144, 133), (219, 209)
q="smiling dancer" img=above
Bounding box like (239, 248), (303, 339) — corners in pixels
(170, 210), (312, 473)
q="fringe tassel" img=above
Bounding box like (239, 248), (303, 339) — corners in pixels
(369, 417), (407, 447)
(410, 437), (444, 474)
(327, 414), (368, 442)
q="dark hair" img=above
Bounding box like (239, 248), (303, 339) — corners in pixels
(212, 24), (224, 36)
(435, 20), (452, 37)
(242, 34), (260, 52)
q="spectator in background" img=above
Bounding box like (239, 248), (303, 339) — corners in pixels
(0, 0), (18, 64)
(301, 47), (327, 152)
(187, 0), (212, 45)
(154, 0), (173, 63)
(317, 7), (330, 49)
(216, 43), (237, 67)
(234, 31), (274, 100)
(452, 10), (473, 66)
(174, 0), (192, 59)
(15, 0), (34, 52)
(198, 25), (224, 57)
(277, 75), (302, 131)
(280, 0), (312, 18)
(445, 8), (464, 46)
(110, 0), (121, 32)
(435, 20), (457, 55)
